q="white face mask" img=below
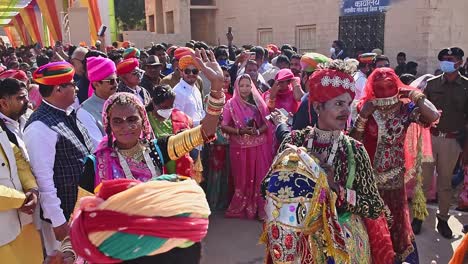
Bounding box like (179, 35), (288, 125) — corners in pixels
(157, 108), (173, 119)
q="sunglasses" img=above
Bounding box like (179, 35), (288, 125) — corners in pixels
(184, 68), (199, 75)
(101, 78), (119, 85)
(131, 70), (142, 78)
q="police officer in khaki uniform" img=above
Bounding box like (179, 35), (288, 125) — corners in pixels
(412, 47), (468, 239)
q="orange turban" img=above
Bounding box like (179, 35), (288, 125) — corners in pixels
(178, 55), (199, 70)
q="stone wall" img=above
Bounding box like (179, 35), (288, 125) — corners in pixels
(143, 0), (468, 75)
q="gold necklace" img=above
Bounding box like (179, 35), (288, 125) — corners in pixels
(117, 142), (144, 161)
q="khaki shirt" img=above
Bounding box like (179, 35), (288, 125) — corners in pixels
(424, 73), (468, 133)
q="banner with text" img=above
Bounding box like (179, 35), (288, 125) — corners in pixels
(341, 0), (391, 16)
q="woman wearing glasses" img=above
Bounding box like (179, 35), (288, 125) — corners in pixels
(77, 56), (119, 148)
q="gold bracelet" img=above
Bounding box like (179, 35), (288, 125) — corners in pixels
(168, 126), (204, 160)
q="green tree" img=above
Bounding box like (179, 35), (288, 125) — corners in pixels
(114, 0), (146, 31)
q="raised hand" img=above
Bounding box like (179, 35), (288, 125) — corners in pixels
(192, 48), (224, 85)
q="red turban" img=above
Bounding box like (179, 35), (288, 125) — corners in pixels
(0, 69), (28, 82)
(308, 68), (355, 103)
(116, 58), (139, 76)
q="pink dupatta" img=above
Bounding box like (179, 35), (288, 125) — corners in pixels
(226, 74), (274, 150)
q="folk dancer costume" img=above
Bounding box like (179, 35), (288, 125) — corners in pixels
(24, 62), (94, 252)
(78, 56), (117, 148)
(261, 62), (385, 263)
(80, 92), (221, 191)
(70, 176), (210, 263)
(0, 127), (43, 264)
(353, 68), (433, 263)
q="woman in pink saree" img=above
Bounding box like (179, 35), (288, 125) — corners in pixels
(222, 74), (273, 219)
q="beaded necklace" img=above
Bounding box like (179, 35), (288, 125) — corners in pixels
(115, 141), (160, 180)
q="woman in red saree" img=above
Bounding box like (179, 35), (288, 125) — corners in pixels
(350, 68), (440, 263)
(222, 74), (273, 219)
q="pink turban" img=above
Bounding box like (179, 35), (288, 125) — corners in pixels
(87, 57), (116, 97)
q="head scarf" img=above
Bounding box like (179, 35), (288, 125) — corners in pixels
(102, 92), (154, 147)
(123, 47), (141, 59)
(33, 61), (75, 86)
(275, 69), (294, 82)
(360, 67), (414, 104)
(300, 53), (330, 73)
(228, 74), (274, 150)
(116, 58), (139, 76)
(0, 69), (28, 82)
(230, 74), (270, 128)
(308, 60), (356, 103)
(70, 177), (211, 263)
(174, 47), (194, 60)
(178, 55), (199, 70)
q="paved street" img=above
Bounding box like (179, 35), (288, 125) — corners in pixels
(202, 205), (468, 264)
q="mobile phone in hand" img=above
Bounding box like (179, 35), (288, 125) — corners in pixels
(98, 25), (107, 37)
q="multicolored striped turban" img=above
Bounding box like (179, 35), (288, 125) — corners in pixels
(116, 58), (139, 76)
(33, 61), (75, 86)
(123, 47), (140, 59)
(300, 52), (330, 73)
(70, 176), (211, 263)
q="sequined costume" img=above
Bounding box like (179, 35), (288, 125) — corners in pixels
(261, 126), (385, 263)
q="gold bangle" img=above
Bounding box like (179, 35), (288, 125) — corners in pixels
(168, 126), (205, 160)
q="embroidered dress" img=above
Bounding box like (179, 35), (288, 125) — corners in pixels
(262, 127), (385, 263)
(360, 102), (420, 263)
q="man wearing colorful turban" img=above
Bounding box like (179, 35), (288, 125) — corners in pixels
(77, 57), (118, 148)
(23, 62), (94, 257)
(116, 58), (151, 107)
(161, 47), (204, 90)
(123, 47), (141, 60)
(267, 59), (386, 264)
(173, 55), (205, 126)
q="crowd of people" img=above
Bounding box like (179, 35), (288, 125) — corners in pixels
(0, 31), (467, 264)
